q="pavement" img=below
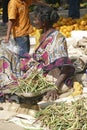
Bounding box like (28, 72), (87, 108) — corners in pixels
(58, 7), (87, 17)
(0, 121), (24, 130)
(0, 8), (87, 130)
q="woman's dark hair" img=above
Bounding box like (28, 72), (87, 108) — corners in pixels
(33, 5), (59, 26)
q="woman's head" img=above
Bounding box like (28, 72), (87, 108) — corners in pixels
(31, 5), (59, 29)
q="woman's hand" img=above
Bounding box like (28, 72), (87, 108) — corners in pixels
(4, 35), (10, 43)
(43, 89), (59, 101)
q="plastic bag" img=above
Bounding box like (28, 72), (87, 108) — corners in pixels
(1, 38), (19, 54)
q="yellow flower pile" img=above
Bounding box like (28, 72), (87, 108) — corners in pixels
(71, 82), (83, 96)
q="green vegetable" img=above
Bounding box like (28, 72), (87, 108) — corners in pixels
(10, 69), (56, 95)
(35, 97), (87, 130)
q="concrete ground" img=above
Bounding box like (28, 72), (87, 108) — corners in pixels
(58, 8), (87, 17)
(0, 121), (24, 130)
(0, 8), (87, 130)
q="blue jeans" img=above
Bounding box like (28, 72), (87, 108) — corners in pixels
(68, 0), (80, 19)
(2, 0), (9, 23)
(14, 35), (30, 76)
(14, 35), (30, 58)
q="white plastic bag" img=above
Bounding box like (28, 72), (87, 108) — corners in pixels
(1, 38), (19, 54)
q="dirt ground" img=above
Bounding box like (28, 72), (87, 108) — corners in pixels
(0, 8), (87, 130)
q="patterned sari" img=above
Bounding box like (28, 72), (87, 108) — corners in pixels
(33, 29), (75, 74)
(0, 29), (75, 87)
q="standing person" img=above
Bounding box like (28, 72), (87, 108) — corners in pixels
(68, 0), (80, 19)
(5, 0), (48, 58)
(1, 0), (9, 26)
(30, 5), (75, 100)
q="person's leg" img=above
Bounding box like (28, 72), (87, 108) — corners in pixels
(55, 73), (67, 87)
(2, 0), (9, 24)
(55, 66), (74, 88)
(14, 35), (30, 77)
(68, 0), (80, 19)
(74, 0), (80, 18)
(68, 0), (75, 18)
(14, 35), (30, 57)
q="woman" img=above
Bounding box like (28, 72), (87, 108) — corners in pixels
(30, 5), (75, 100)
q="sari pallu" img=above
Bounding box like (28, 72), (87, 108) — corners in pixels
(33, 29), (75, 74)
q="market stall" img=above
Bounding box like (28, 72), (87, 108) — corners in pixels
(0, 2), (87, 130)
